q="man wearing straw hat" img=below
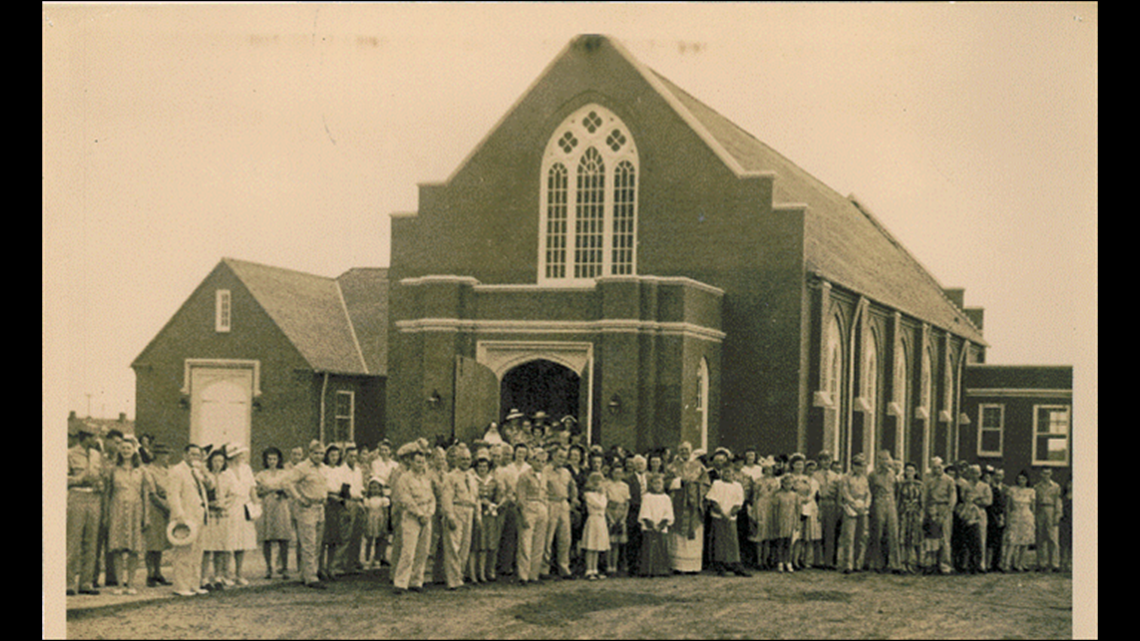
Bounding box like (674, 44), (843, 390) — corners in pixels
(166, 444), (210, 596)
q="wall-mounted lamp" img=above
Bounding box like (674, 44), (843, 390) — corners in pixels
(426, 390), (442, 407)
(607, 393), (622, 416)
(252, 398), (263, 412)
(178, 395), (189, 410)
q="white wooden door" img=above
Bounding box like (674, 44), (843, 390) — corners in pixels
(190, 367), (252, 452)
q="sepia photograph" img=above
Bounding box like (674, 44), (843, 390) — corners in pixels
(43, 3), (1096, 638)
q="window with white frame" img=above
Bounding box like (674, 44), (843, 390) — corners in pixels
(1032, 404), (1071, 466)
(539, 104), (638, 284)
(977, 403), (1004, 457)
(334, 390), (355, 443)
(215, 290), (231, 333)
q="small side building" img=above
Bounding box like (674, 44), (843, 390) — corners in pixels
(961, 365), (1073, 485)
(131, 258), (388, 457)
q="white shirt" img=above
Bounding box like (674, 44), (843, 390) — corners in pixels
(706, 479), (745, 520)
(370, 457), (398, 485)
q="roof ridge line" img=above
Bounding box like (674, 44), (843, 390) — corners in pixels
(222, 256), (335, 281)
(607, 38), (753, 178)
(438, 38), (577, 187)
(335, 279), (370, 375)
(845, 195), (983, 337)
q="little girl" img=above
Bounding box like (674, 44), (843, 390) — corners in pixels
(637, 473), (674, 577)
(581, 472), (610, 580)
(604, 458), (631, 576)
(772, 473), (802, 573)
(363, 477), (391, 569)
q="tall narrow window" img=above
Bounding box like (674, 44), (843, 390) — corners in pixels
(612, 161), (636, 275)
(977, 403), (1004, 457)
(334, 390), (355, 443)
(575, 148), (605, 279)
(539, 104), (638, 284)
(215, 289), (231, 333)
(892, 345), (909, 462)
(919, 345), (935, 468)
(861, 330), (879, 458)
(545, 164), (569, 279)
(824, 317), (844, 457)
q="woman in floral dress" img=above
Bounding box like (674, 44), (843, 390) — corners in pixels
(749, 458), (780, 570)
(1002, 470), (1036, 572)
(896, 461), (926, 574)
(107, 439), (152, 594)
(255, 447), (294, 579)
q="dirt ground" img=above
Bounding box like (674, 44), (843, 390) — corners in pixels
(64, 566), (1072, 639)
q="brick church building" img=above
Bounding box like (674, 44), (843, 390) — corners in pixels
(136, 35), (1075, 478)
(384, 34), (988, 472)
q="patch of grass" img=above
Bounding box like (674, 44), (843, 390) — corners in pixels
(507, 588), (677, 627)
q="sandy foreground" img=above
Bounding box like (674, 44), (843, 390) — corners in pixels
(63, 563), (1072, 640)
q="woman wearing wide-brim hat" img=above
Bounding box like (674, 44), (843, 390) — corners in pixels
(224, 443), (258, 585)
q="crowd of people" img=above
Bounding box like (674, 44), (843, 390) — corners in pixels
(65, 410), (1074, 598)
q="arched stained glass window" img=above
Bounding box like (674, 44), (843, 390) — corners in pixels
(539, 104), (638, 284)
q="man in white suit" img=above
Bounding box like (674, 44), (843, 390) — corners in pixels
(166, 444), (210, 596)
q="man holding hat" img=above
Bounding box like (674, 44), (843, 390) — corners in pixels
(957, 464), (991, 574)
(166, 444), (210, 596)
(67, 424), (105, 595)
(286, 440), (330, 589)
(923, 456), (957, 574)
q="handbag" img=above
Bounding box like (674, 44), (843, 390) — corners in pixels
(244, 502), (263, 521)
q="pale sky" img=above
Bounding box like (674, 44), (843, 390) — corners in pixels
(41, 3), (1097, 634)
(44, 2), (1097, 417)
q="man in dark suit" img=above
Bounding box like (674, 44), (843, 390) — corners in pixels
(625, 454), (648, 576)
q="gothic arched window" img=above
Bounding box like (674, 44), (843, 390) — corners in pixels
(539, 105), (638, 284)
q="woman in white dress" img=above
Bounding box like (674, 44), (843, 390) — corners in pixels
(225, 444), (259, 585)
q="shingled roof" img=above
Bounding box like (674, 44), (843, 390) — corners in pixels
(601, 36), (986, 344)
(336, 267), (390, 376)
(223, 258), (385, 375)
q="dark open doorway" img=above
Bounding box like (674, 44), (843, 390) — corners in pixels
(500, 359), (580, 424)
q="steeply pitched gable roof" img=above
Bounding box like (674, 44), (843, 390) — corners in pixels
(602, 36), (985, 344)
(336, 267), (389, 376)
(223, 258), (382, 375)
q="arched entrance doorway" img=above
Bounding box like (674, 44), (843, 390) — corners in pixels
(500, 359), (581, 426)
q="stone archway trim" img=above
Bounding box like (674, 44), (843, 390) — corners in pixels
(475, 340), (595, 445)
